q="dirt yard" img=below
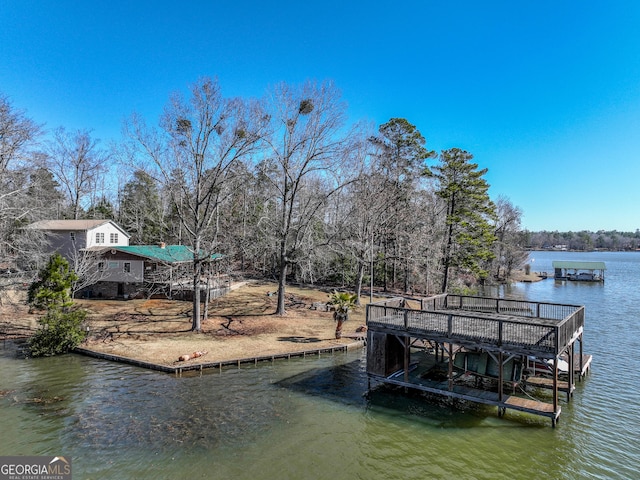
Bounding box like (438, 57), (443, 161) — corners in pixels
(0, 281), (371, 366)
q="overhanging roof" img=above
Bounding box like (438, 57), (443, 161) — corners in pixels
(114, 245), (223, 263)
(552, 261), (606, 270)
(28, 219), (131, 238)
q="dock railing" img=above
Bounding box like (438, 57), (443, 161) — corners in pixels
(367, 295), (584, 357)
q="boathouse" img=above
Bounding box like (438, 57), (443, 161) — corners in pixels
(552, 261), (605, 282)
(366, 294), (590, 426)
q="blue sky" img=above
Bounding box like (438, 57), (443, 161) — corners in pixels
(2, 1), (639, 232)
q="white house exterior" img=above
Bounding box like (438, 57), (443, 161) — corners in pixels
(28, 220), (130, 260)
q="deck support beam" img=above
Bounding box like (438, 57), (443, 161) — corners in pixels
(553, 357), (559, 417)
(404, 335), (410, 383)
(448, 343), (454, 391)
(498, 351), (504, 402)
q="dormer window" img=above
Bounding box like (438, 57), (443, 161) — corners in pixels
(96, 232), (105, 244)
(110, 233), (118, 244)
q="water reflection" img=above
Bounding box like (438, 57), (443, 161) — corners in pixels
(2, 251), (640, 478)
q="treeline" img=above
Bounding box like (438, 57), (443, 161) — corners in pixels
(1, 78), (528, 313)
(524, 230), (640, 251)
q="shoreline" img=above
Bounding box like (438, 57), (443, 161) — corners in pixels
(73, 338), (366, 375)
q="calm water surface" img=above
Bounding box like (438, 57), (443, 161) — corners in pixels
(1, 251), (639, 479)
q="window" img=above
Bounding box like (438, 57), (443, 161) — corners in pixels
(123, 262), (131, 273)
(108, 262), (118, 269)
(96, 232), (105, 244)
(98, 262), (105, 272)
(70, 232), (76, 242)
(110, 233), (118, 244)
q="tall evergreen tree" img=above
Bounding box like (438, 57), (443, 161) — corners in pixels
(369, 118), (436, 291)
(428, 148), (496, 292)
(119, 169), (165, 244)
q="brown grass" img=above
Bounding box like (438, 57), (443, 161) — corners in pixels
(1, 281), (371, 366)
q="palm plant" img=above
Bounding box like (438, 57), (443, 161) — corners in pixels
(327, 291), (358, 339)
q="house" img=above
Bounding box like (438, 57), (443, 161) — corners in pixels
(27, 219), (130, 260)
(28, 220), (226, 300)
(81, 244), (225, 299)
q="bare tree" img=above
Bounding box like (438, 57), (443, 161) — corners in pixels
(0, 94), (48, 280)
(330, 156), (385, 303)
(69, 249), (111, 298)
(260, 80), (362, 315)
(0, 94), (42, 174)
(124, 77), (267, 331)
(492, 195), (527, 280)
(47, 127), (108, 219)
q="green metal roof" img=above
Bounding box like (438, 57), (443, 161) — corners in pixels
(115, 245), (223, 263)
(552, 261), (606, 270)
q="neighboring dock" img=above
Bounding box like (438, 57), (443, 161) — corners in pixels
(553, 260), (606, 282)
(365, 294), (590, 426)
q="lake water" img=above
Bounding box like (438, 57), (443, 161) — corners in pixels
(1, 251), (639, 479)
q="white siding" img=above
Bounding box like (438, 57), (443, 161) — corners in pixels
(85, 223), (130, 248)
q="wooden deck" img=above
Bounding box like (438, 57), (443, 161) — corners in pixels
(525, 376), (574, 397)
(367, 297), (584, 359)
(366, 294), (588, 426)
(573, 353), (592, 377)
(372, 372), (560, 422)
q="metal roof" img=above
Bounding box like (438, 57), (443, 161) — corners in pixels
(115, 245), (223, 263)
(552, 261), (606, 270)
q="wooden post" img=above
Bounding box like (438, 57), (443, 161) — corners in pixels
(404, 336), (410, 383)
(553, 357), (559, 416)
(568, 343), (574, 400)
(498, 351), (504, 402)
(448, 343), (454, 391)
(579, 334), (584, 380)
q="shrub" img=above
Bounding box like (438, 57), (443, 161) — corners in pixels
(27, 253), (87, 357)
(29, 308), (87, 357)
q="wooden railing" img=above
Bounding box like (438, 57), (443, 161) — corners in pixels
(443, 294), (581, 320)
(367, 295), (584, 357)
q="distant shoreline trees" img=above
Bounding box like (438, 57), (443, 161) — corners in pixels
(523, 230), (640, 252)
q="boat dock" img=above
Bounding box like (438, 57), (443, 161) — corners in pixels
(366, 294), (590, 426)
(553, 261), (606, 282)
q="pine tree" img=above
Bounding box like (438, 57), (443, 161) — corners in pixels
(428, 148), (497, 292)
(28, 253), (87, 356)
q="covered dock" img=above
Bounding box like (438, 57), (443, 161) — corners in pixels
(553, 260), (605, 282)
(366, 294), (589, 426)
